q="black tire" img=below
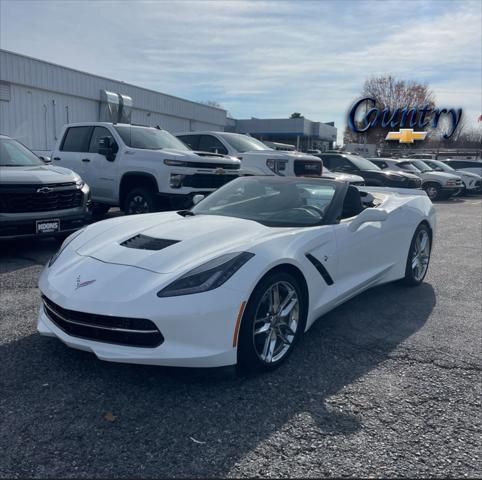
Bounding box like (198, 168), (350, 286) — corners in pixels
(123, 187), (158, 215)
(91, 203), (111, 217)
(423, 183), (441, 201)
(401, 223), (432, 286)
(237, 271), (306, 373)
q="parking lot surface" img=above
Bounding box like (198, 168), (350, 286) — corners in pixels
(1, 197), (481, 478)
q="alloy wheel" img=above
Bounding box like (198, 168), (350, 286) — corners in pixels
(426, 186), (438, 200)
(252, 281), (299, 364)
(128, 195), (150, 214)
(412, 229), (430, 281)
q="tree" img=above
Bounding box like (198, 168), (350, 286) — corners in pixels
(290, 112), (303, 118)
(344, 75), (435, 146)
(200, 100), (223, 108)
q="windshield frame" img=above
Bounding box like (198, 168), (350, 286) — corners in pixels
(114, 125), (190, 151)
(0, 137), (45, 167)
(191, 177), (345, 227)
(216, 132), (272, 153)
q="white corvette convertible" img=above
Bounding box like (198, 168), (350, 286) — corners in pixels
(38, 177), (435, 372)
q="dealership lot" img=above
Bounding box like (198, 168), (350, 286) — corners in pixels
(0, 198), (481, 478)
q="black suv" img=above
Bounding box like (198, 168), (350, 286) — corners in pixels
(319, 153), (422, 189)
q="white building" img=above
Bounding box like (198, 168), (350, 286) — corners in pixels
(0, 49), (227, 153)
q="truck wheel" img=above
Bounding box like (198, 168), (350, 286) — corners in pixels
(124, 187), (158, 214)
(423, 183), (441, 201)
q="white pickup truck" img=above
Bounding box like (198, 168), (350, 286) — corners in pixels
(175, 131), (365, 185)
(50, 123), (241, 214)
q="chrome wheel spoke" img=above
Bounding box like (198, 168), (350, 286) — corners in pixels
(270, 284), (280, 314)
(254, 322), (271, 336)
(279, 297), (298, 318)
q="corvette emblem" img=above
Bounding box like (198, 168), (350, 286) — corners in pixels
(75, 275), (96, 290)
(215, 168), (226, 175)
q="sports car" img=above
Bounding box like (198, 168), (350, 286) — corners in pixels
(38, 177), (435, 372)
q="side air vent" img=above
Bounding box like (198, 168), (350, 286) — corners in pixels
(120, 234), (179, 251)
(305, 253), (334, 285)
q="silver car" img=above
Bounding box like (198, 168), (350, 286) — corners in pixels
(0, 135), (91, 239)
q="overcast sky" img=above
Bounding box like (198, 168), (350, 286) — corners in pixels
(1, 0), (481, 143)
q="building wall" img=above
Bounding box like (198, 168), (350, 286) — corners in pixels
(0, 49), (227, 152)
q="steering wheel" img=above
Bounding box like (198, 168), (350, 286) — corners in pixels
(293, 205), (324, 217)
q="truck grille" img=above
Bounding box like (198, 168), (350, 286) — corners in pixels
(183, 174), (238, 189)
(0, 183), (83, 213)
(186, 161), (240, 170)
(294, 160), (322, 177)
(42, 295), (164, 348)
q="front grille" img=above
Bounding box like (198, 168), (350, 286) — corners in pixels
(121, 234), (179, 251)
(294, 160), (322, 177)
(42, 296), (164, 348)
(0, 184), (82, 213)
(183, 173), (238, 189)
(186, 161), (240, 170)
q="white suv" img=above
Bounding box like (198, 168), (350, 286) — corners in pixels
(51, 123), (241, 215)
(370, 158), (462, 200)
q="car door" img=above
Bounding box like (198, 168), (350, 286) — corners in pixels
(54, 126), (93, 178)
(84, 126), (118, 203)
(332, 197), (403, 303)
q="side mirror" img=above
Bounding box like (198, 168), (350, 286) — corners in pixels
(38, 155), (52, 164)
(98, 137), (117, 161)
(348, 208), (388, 232)
(192, 194), (205, 205)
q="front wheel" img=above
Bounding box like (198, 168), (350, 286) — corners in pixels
(237, 271), (306, 372)
(402, 223), (432, 286)
(123, 187), (158, 215)
(423, 183), (441, 201)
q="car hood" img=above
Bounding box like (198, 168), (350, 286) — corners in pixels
(457, 170), (481, 180)
(382, 169), (420, 180)
(323, 168), (364, 183)
(422, 171), (460, 181)
(0, 165), (80, 184)
(243, 150), (321, 162)
(128, 148), (241, 165)
(75, 213), (289, 274)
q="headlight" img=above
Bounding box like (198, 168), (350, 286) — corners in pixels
(266, 159), (287, 176)
(164, 159), (188, 167)
(446, 179), (457, 186)
(76, 179), (85, 189)
(157, 252), (254, 297)
(48, 228), (86, 267)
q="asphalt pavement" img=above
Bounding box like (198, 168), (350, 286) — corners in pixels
(0, 197), (481, 478)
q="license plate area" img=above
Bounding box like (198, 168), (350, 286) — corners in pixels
(36, 219), (60, 234)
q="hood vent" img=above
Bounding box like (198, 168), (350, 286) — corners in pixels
(120, 234), (180, 251)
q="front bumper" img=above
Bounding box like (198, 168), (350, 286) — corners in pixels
(0, 209), (91, 239)
(37, 257), (245, 367)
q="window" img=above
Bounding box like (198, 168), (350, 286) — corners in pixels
(373, 160), (388, 169)
(321, 155), (354, 172)
(89, 127), (117, 153)
(177, 135), (200, 150)
(0, 137), (43, 166)
(60, 126), (93, 152)
(198, 135), (228, 155)
(446, 160), (479, 169)
(216, 133), (271, 153)
(114, 125), (189, 151)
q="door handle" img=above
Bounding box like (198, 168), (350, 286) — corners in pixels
(81, 158), (91, 162)
(53, 157), (61, 161)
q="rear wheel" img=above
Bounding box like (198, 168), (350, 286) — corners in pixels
(123, 187), (158, 215)
(237, 271), (306, 372)
(402, 223), (431, 286)
(423, 183), (441, 201)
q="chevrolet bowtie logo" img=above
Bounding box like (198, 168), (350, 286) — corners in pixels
(385, 129), (427, 143)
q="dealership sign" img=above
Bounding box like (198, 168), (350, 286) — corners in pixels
(348, 96), (463, 142)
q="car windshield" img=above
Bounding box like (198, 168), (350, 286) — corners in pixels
(410, 159), (434, 172)
(216, 133), (272, 153)
(192, 177), (338, 227)
(0, 137), (44, 167)
(115, 126), (189, 151)
(426, 160), (454, 172)
(343, 154), (381, 171)
(398, 161), (421, 172)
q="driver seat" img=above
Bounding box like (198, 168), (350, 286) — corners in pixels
(341, 186), (363, 219)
